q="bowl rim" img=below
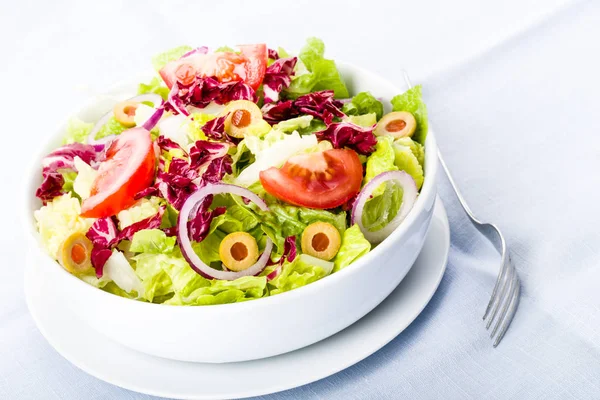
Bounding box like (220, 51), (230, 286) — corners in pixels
(23, 61), (439, 312)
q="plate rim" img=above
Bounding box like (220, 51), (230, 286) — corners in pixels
(25, 197), (449, 400)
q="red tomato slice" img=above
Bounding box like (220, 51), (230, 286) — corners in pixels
(238, 44), (267, 90)
(259, 149), (363, 209)
(81, 128), (156, 218)
(158, 44), (267, 90)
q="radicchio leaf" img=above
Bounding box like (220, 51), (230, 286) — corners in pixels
(267, 236), (297, 281)
(315, 121), (377, 155)
(36, 143), (102, 202)
(200, 114), (229, 141)
(189, 140), (230, 171)
(268, 48), (279, 60)
(263, 57), (297, 104)
(35, 172), (65, 202)
(157, 136), (187, 155)
(91, 248), (113, 278)
(261, 90), (344, 124)
(166, 76), (256, 114)
(116, 206), (166, 242)
(261, 100), (298, 125)
(187, 199), (226, 242)
(86, 217), (118, 248)
(294, 90), (344, 121)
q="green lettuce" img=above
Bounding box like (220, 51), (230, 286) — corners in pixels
(63, 118), (93, 144)
(188, 113), (217, 141)
(269, 257), (326, 295)
(133, 244), (267, 305)
(333, 225), (371, 272)
(138, 76), (169, 100)
(167, 276), (267, 306)
(345, 113), (377, 127)
(362, 181), (403, 232)
(130, 229), (176, 254)
(285, 38), (349, 99)
(95, 116), (126, 140)
(364, 136), (398, 195)
(152, 45), (192, 71)
(390, 85), (428, 144)
(362, 136), (404, 231)
(393, 141), (424, 190)
(342, 92), (384, 120)
(274, 115), (314, 133)
(395, 137), (425, 167)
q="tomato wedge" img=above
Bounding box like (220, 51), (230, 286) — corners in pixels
(259, 149), (363, 209)
(159, 44), (267, 90)
(81, 128), (156, 218)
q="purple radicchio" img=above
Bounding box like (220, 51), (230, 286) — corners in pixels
(263, 57), (297, 104)
(36, 143), (103, 203)
(315, 121), (377, 156)
(261, 90), (344, 125)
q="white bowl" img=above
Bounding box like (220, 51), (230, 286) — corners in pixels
(23, 63), (438, 363)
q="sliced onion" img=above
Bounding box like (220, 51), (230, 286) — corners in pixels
(87, 93), (164, 144)
(87, 110), (114, 145)
(142, 106), (164, 131)
(128, 93), (163, 107)
(177, 183), (273, 280)
(351, 171), (418, 244)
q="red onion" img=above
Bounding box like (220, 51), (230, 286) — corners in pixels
(177, 183), (273, 280)
(142, 106), (164, 131)
(351, 171), (418, 244)
(87, 93), (164, 144)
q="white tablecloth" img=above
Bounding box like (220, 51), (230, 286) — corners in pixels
(2, 0), (599, 398)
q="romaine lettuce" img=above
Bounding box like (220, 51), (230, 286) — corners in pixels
(333, 225), (371, 272)
(390, 85), (428, 144)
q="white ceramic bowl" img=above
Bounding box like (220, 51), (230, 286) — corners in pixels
(23, 63), (438, 363)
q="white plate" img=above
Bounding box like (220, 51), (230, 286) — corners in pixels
(25, 198), (449, 400)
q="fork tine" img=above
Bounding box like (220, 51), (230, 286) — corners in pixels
(483, 229), (508, 320)
(493, 278), (521, 347)
(485, 256), (513, 328)
(490, 270), (518, 338)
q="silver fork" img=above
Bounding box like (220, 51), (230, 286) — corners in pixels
(403, 72), (520, 347)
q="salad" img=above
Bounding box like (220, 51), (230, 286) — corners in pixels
(33, 38), (428, 306)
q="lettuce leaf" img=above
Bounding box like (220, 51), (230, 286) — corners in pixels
(345, 113), (377, 128)
(364, 136), (398, 194)
(63, 118), (93, 144)
(133, 243), (267, 305)
(361, 181), (403, 232)
(269, 256), (326, 295)
(95, 116), (126, 140)
(152, 45), (192, 71)
(342, 92), (384, 120)
(333, 225), (371, 272)
(274, 115), (314, 133)
(138, 76), (170, 100)
(285, 38), (349, 99)
(390, 85), (428, 144)
(395, 137), (425, 167)
(130, 229), (176, 254)
(393, 141), (424, 190)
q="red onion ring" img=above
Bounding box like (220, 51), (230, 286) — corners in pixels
(87, 93), (164, 144)
(351, 171), (418, 244)
(177, 183), (273, 280)
(142, 106), (164, 131)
